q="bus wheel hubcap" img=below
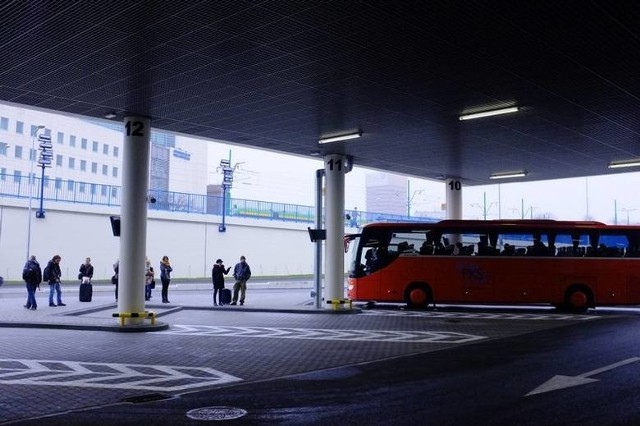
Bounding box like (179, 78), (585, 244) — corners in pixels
(410, 288), (427, 305)
(570, 291), (587, 308)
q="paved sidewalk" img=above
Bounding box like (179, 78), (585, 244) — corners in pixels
(0, 280), (358, 332)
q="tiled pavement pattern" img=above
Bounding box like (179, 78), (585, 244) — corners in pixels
(0, 282), (605, 424)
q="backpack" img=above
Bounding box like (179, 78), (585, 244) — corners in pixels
(43, 265), (51, 282)
(22, 266), (36, 282)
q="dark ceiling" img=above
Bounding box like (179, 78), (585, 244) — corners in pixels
(1, 1), (639, 185)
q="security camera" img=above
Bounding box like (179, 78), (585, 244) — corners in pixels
(146, 196), (156, 204)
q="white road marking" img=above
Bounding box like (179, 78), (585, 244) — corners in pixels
(0, 359), (241, 392)
(164, 325), (487, 344)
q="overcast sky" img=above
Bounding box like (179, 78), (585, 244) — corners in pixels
(207, 141), (640, 225)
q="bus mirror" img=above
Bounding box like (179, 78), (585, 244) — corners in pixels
(308, 227), (326, 242)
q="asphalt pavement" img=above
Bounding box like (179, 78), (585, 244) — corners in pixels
(2, 281), (640, 425)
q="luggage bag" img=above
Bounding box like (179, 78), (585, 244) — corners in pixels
(220, 288), (232, 305)
(79, 282), (92, 302)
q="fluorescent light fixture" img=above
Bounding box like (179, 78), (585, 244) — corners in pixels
(104, 112), (117, 119)
(489, 171), (527, 180)
(318, 131), (362, 144)
(608, 159), (640, 169)
(459, 106), (519, 121)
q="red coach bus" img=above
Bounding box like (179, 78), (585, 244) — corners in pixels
(345, 220), (640, 312)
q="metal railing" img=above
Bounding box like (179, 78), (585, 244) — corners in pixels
(0, 173), (439, 225)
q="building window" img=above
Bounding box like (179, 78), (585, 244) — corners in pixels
(57, 131), (64, 145)
(112, 167), (118, 178)
(29, 148), (36, 162)
(67, 180), (75, 191)
(68, 157), (75, 169)
(56, 154), (63, 166)
(103, 144), (109, 155)
(0, 117), (8, 130)
(101, 185), (107, 196)
(80, 160), (87, 171)
(0, 142), (8, 156)
(111, 187), (118, 198)
(91, 162), (97, 173)
(113, 146), (119, 158)
(69, 135), (76, 147)
(79, 182), (86, 193)
(81, 138), (87, 150)
(55, 177), (62, 190)
(14, 145), (22, 159)
(0, 167), (6, 180)
(43, 175), (50, 188)
(102, 164), (108, 175)
(13, 170), (21, 183)
(16, 121), (24, 134)
(90, 183), (97, 195)
(92, 141), (98, 152)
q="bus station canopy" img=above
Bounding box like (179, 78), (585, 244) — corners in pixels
(1, 2), (638, 185)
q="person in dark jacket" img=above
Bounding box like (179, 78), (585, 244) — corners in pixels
(22, 255), (42, 310)
(230, 255), (251, 306)
(212, 259), (230, 306)
(78, 257), (94, 283)
(44, 254), (65, 307)
(159, 256), (173, 303)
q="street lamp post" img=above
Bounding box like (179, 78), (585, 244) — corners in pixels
(26, 125), (45, 260)
(35, 133), (52, 218)
(218, 158), (234, 232)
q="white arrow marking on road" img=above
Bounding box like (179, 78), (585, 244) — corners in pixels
(526, 357), (640, 396)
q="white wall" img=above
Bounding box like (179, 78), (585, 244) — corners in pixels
(0, 198), (327, 281)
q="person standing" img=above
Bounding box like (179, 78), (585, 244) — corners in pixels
(44, 255), (65, 307)
(145, 258), (155, 301)
(159, 255), (173, 303)
(230, 255), (251, 306)
(79, 257), (94, 283)
(212, 259), (230, 306)
(22, 255), (42, 310)
(112, 259), (119, 301)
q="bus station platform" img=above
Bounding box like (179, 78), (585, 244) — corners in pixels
(0, 279), (358, 332)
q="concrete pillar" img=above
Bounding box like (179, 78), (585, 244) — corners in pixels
(446, 178), (463, 247)
(323, 154), (346, 308)
(117, 116), (151, 324)
(445, 178), (463, 220)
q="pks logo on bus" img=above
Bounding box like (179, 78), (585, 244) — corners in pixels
(457, 263), (490, 285)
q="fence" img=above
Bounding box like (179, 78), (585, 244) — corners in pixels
(0, 173), (438, 225)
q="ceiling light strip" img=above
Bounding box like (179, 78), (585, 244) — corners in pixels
(459, 106), (519, 121)
(608, 160), (640, 169)
(489, 171), (527, 180)
(318, 132), (362, 144)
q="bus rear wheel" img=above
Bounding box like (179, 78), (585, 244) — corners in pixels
(405, 284), (432, 309)
(564, 286), (592, 313)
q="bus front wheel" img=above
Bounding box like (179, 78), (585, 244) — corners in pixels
(405, 284), (432, 309)
(564, 286), (592, 313)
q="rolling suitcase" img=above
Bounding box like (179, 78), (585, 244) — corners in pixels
(79, 282), (92, 302)
(221, 288), (232, 305)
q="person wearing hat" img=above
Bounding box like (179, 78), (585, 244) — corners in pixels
(211, 258), (231, 306)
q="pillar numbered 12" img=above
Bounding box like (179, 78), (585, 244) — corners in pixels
(118, 116), (151, 324)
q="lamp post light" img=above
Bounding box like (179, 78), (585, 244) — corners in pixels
(35, 133), (52, 218)
(218, 158), (234, 232)
(26, 125), (45, 260)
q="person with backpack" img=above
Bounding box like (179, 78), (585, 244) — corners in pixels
(22, 255), (42, 310)
(43, 255), (65, 307)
